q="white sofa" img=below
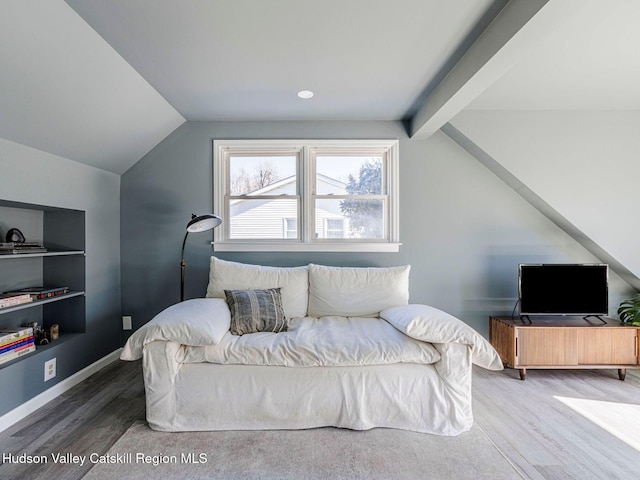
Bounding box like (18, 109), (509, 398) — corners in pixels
(121, 257), (502, 436)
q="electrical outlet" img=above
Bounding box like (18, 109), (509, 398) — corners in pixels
(44, 358), (56, 382)
(122, 316), (132, 330)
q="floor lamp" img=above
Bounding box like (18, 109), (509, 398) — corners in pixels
(181, 213), (222, 302)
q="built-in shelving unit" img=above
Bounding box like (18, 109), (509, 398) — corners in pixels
(0, 199), (86, 370)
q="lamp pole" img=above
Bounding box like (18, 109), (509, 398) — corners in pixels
(180, 230), (190, 302)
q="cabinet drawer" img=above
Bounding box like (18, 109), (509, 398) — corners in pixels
(578, 329), (638, 365)
(517, 329), (578, 366)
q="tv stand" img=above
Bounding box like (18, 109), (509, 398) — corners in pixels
(519, 315), (532, 325)
(583, 315), (607, 324)
(519, 315), (606, 325)
(490, 316), (639, 380)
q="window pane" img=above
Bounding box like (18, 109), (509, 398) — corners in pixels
(284, 218), (297, 238)
(315, 198), (385, 239)
(230, 198), (298, 239)
(229, 155), (297, 195)
(316, 156), (383, 195)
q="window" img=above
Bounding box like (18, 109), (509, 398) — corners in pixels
(213, 140), (399, 252)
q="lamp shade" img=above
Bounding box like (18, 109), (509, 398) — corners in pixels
(181, 213), (222, 302)
(186, 213), (222, 233)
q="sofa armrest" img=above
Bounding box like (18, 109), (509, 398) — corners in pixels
(432, 342), (471, 380)
(142, 340), (183, 431)
(432, 342), (473, 424)
(121, 298), (231, 361)
(381, 304), (503, 370)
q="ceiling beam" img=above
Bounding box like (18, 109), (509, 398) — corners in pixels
(408, 0), (583, 139)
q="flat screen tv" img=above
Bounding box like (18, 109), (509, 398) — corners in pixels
(518, 264), (609, 316)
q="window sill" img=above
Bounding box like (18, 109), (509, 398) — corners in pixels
(211, 242), (401, 253)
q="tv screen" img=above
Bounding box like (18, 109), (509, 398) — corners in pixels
(519, 264), (609, 316)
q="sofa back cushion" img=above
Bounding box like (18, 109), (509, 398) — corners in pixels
(307, 263), (410, 318)
(206, 257), (309, 319)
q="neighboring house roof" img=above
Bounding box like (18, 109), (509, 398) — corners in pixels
(234, 173), (346, 198)
(229, 173), (348, 239)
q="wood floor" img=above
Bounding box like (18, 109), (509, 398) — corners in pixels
(0, 359), (638, 479)
(473, 366), (640, 480)
(0, 360), (145, 480)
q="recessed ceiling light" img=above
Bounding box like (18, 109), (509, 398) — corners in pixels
(297, 90), (314, 99)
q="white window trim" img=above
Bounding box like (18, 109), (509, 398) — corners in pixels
(212, 139), (400, 252)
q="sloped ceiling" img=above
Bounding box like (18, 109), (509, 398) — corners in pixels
(0, 0), (538, 174)
(0, 1), (185, 175)
(466, 0), (640, 110)
(3, 1), (640, 171)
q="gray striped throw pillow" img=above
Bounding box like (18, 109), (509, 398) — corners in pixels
(224, 288), (288, 335)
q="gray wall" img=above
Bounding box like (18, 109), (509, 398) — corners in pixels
(451, 110), (640, 281)
(120, 121), (635, 339)
(0, 137), (121, 417)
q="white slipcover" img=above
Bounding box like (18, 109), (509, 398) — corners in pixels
(142, 340), (475, 435)
(123, 259), (503, 435)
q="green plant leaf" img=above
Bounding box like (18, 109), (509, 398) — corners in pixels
(618, 293), (640, 323)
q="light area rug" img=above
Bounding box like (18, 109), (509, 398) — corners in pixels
(83, 422), (523, 480)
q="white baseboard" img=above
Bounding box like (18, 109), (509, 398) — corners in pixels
(0, 348), (123, 434)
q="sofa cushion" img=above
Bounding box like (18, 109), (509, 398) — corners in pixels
(206, 257), (309, 319)
(308, 263), (410, 318)
(120, 298), (231, 361)
(179, 316), (440, 366)
(381, 304), (503, 370)
(224, 288), (288, 335)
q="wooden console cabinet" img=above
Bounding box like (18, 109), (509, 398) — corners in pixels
(490, 316), (639, 380)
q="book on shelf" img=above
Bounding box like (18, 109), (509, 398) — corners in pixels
(0, 337), (35, 355)
(0, 293), (34, 308)
(0, 242), (47, 254)
(2, 286), (70, 300)
(0, 333), (34, 349)
(0, 328), (36, 364)
(0, 343), (36, 365)
(0, 327), (34, 343)
(0, 248), (48, 255)
(0, 242), (43, 248)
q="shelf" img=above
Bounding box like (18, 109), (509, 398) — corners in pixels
(0, 250), (85, 260)
(0, 292), (85, 315)
(0, 200), (86, 377)
(0, 332), (84, 370)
